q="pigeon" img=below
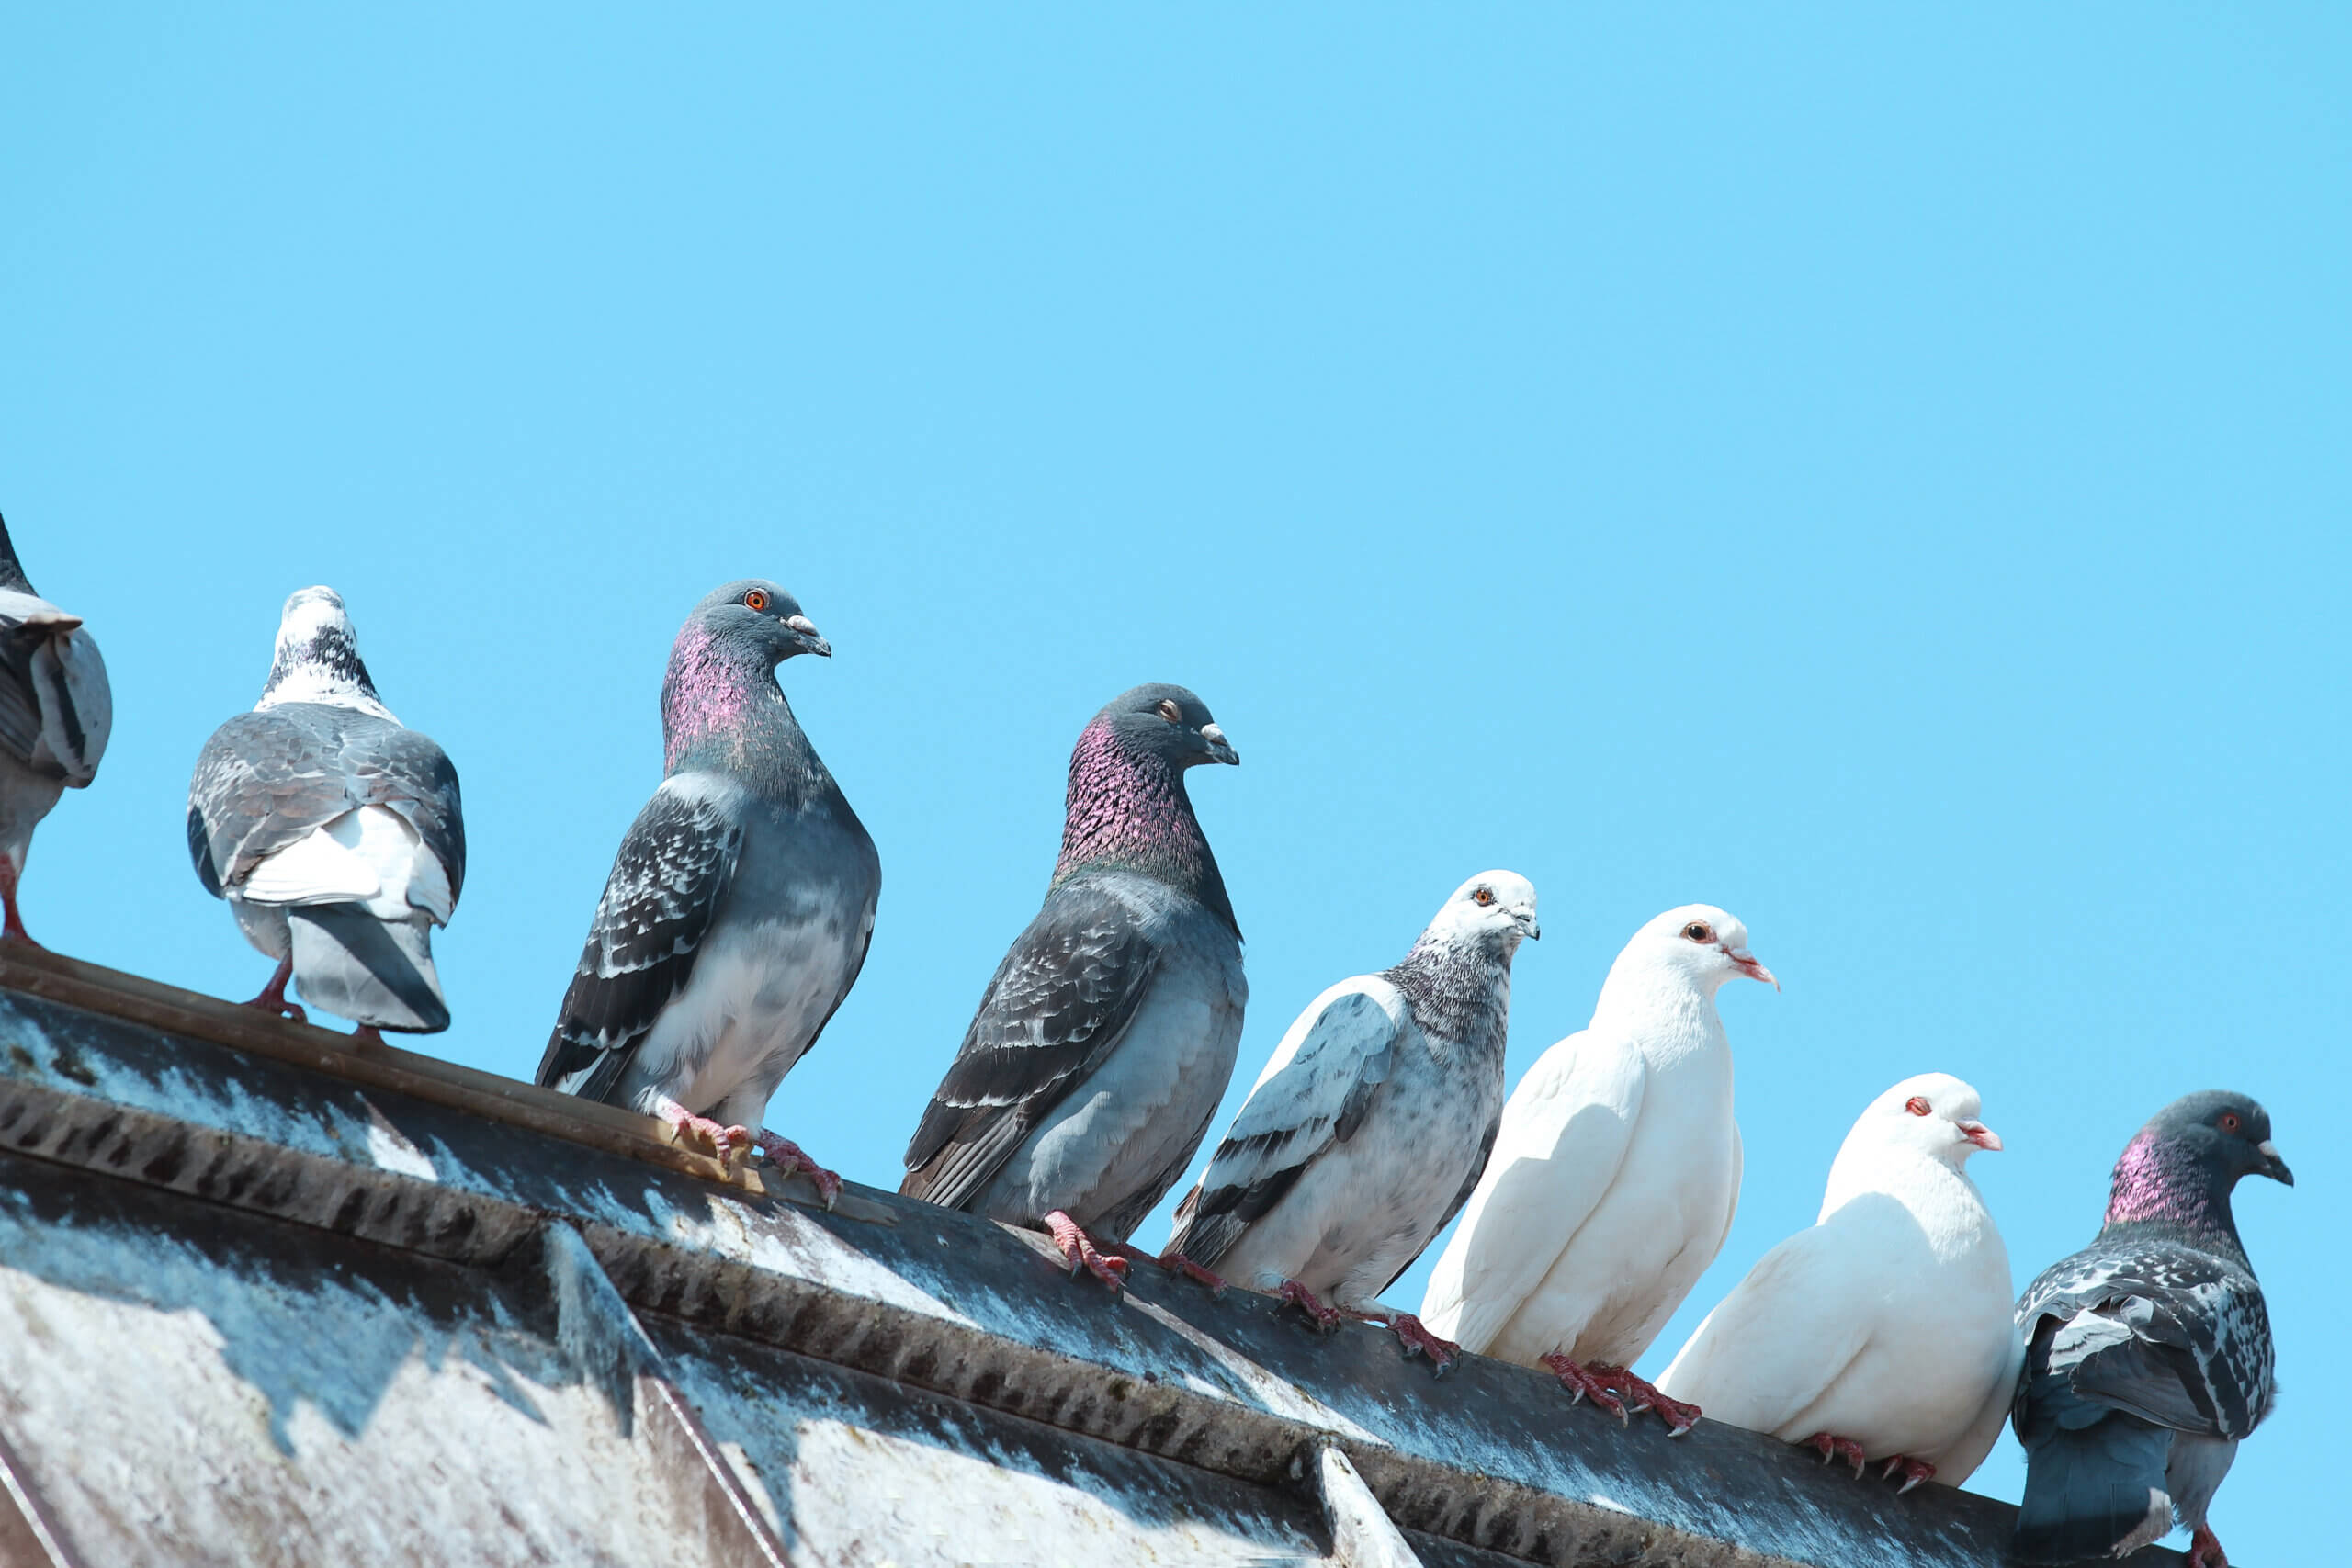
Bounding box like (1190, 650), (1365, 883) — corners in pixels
(0, 514), (111, 946)
(2011, 1090), (2290, 1568)
(1164, 871), (1538, 1371)
(536, 580), (878, 1201)
(901, 683), (1245, 1289)
(1419, 904), (1776, 1432)
(187, 587), (464, 1036)
(1655, 1073), (2021, 1490)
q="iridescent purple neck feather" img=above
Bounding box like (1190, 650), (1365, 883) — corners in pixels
(661, 622), (831, 803)
(1052, 715), (1237, 936)
(2101, 1128), (2246, 1259)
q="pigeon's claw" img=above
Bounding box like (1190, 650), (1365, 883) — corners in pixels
(1539, 1355), (1629, 1422)
(755, 1133), (843, 1207)
(2188, 1524), (2228, 1568)
(1880, 1455), (1935, 1495)
(655, 1098), (753, 1168)
(1803, 1432), (1869, 1477)
(1044, 1211), (1128, 1292)
(1276, 1280), (1347, 1334)
(243, 956), (308, 1023)
(1380, 1313), (1462, 1374)
(1599, 1368), (1701, 1435)
(1155, 1250), (1231, 1297)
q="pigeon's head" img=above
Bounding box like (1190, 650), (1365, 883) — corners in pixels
(1092, 684), (1239, 771)
(1857, 1073), (2002, 1168)
(260, 585), (387, 714)
(2144, 1091), (2291, 1190)
(1629, 904), (1777, 994)
(690, 580), (831, 666)
(1421, 871), (1540, 954)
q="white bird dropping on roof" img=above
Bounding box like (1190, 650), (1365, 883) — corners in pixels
(1655, 1073), (2021, 1490)
(187, 588), (464, 1036)
(1163, 871), (1539, 1371)
(1419, 904), (1775, 1433)
(0, 513), (111, 946)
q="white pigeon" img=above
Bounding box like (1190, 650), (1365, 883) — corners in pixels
(1419, 904), (1774, 1432)
(1163, 872), (1538, 1370)
(1655, 1073), (2022, 1491)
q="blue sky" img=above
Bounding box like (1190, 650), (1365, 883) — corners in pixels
(5, 7), (2346, 1558)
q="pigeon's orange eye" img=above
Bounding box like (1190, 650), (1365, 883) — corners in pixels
(1682, 921), (1713, 942)
(2220, 1111), (2242, 1134)
(1473, 887), (1495, 907)
(744, 590), (769, 612)
(1905, 1097), (1931, 1117)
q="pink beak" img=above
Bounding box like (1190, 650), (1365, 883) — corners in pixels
(1959, 1120), (2002, 1152)
(1727, 947), (1780, 991)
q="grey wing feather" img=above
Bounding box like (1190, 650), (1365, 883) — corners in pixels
(1384, 1110), (1501, 1293)
(187, 705), (462, 903)
(900, 887), (1159, 1212)
(0, 591), (109, 785)
(536, 780), (744, 1103)
(1168, 986), (1401, 1270)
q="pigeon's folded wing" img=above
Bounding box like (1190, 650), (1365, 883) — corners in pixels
(2041, 1273), (2267, 1440)
(0, 588), (108, 786)
(1165, 979), (1406, 1269)
(1938, 1325), (2026, 1480)
(536, 775), (745, 1102)
(900, 886), (1160, 1210)
(1656, 1225), (1870, 1434)
(1419, 1029), (1645, 1349)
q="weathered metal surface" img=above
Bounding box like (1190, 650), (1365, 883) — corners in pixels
(0, 953), (2194, 1567)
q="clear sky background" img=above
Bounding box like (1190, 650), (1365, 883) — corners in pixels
(5, 7), (2346, 1560)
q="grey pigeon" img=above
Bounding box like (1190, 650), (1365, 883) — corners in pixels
(187, 587), (464, 1035)
(1165, 871), (1537, 1371)
(901, 683), (1244, 1289)
(2012, 1090), (2291, 1568)
(0, 514), (111, 946)
(536, 580), (878, 1201)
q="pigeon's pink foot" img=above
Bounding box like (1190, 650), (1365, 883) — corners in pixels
(1276, 1280), (1347, 1334)
(1155, 1249), (1230, 1297)
(0, 862), (40, 948)
(1539, 1354), (1629, 1422)
(1043, 1211), (1128, 1292)
(2188, 1524), (2228, 1568)
(1803, 1432), (1869, 1476)
(1596, 1366), (1702, 1436)
(242, 956), (308, 1023)
(655, 1098), (753, 1166)
(1880, 1455), (1936, 1495)
(754, 1133), (842, 1207)
(350, 1026), (387, 1047)
(1377, 1312), (1462, 1373)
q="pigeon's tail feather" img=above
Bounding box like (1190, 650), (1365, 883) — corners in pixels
(289, 904), (451, 1033)
(2013, 1413), (2174, 1564)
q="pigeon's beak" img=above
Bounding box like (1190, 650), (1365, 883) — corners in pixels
(785, 615), (831, 659)
(1512, 906), (1541, 941)
(1201, 723), (1239, 765)
(1958, 1119), (2002, 1153)
(1726, 946), (1779, 990)
(2256, 1139), (2294, 1186)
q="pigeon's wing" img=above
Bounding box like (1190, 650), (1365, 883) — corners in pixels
(0, 590), (108, 786)
(1418, 1028), (1646, 1351)
(1391, 1106), (1504, 1293)
(187, 707), (462, 914)
(900, 885), (1160, 1211)
(535, 776), (746, 1104)
(1165, 979), (1406, 1270)
(2016, 1246), (2272, 1441)
(1654, 1224), (1871, 1433)
(1937, 1324), (2027, 1482)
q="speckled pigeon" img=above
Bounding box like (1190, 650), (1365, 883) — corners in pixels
(187, 587), (463, 1036)
(1164, 871), (1537, 1371)
(1419, 905), (1777, 1433)
(0, 515), (110, 946)
(2012, 1090), (2290, 1568)
(535, 580), (878, 1201)
(1657, 1073), (2021, 1490)
(900, 684), (1244, 1289)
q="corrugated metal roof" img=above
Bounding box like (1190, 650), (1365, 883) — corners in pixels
(0, 947), (2188, 1567)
